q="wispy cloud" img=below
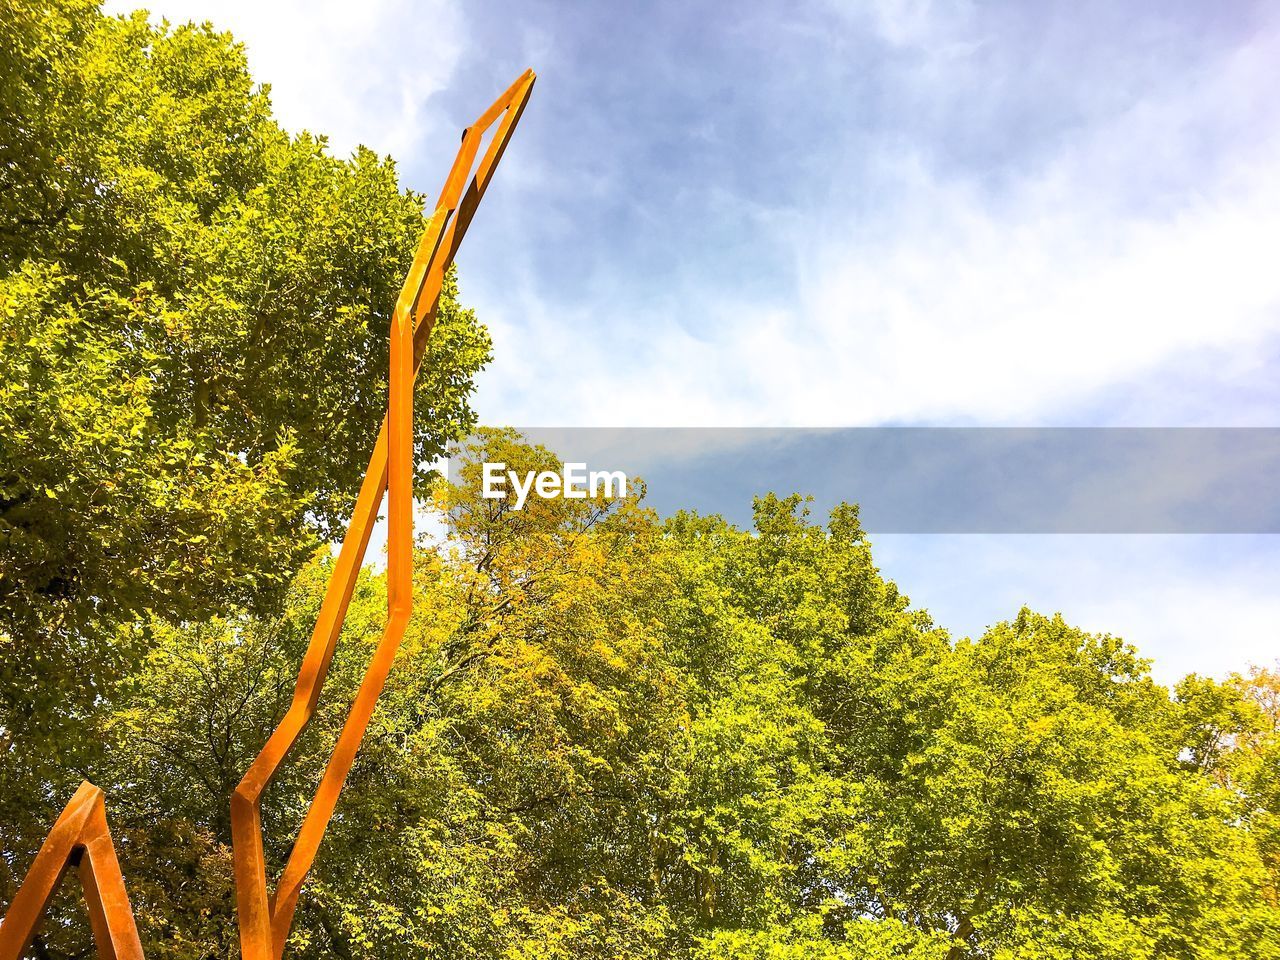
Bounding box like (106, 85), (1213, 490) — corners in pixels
(464, 3), (1280, 427)
(108, 1), (1279, 426)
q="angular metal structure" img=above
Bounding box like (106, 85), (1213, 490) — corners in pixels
(0, 69), (536, 960)
(0, 783), (143, 960)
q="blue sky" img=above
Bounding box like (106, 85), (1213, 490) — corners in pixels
(108, 0), (1280, 680)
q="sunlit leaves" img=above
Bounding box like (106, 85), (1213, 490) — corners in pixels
(57, 432), (1280, 958)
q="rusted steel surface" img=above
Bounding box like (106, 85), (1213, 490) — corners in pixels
(0, 783), (144, 960)
(0, 70), (536, 960)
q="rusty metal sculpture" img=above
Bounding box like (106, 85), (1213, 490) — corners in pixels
(0, 69), (535, 960)
(0, 784), (143, 959)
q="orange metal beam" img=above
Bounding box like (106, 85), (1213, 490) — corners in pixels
(0, 783), (144, 960)
(0, 70), (535, 960)
(235, 68), (535, 960)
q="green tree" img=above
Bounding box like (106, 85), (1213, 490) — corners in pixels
(0, 3), (490, 940)
(86, 431), (681, 958)
(36, 431), (1275, 959)
(0, 0), (489, 784)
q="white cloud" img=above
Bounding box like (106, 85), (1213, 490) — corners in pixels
(472, 17), (1280, 429)
(842, 0), (979, 52)
(476, 133), (1280, 428)
(106, 1), (1280, 430)
(104, 0), (464, 159)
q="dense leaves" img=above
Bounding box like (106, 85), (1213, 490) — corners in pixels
(10, 430), (1275, 958)
(0, 5), (491, 945)
(0, 0), (489, 780)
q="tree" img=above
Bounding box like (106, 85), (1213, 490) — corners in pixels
(0, 0), (489, 775)
(22, 431), (1276, 958)
(0, 5), (490, 941)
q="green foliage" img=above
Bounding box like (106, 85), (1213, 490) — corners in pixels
(0, 0), (489, 772)
(0, 6), (491, 947)
(11, 430), (1275, 958)
(695, 915), (952, 959)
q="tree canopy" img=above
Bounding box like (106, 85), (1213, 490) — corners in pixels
(0, 0), (490, 763)
(7, 430), (1277, 958)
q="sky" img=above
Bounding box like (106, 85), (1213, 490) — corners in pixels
(104, 0), (1280, 681)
